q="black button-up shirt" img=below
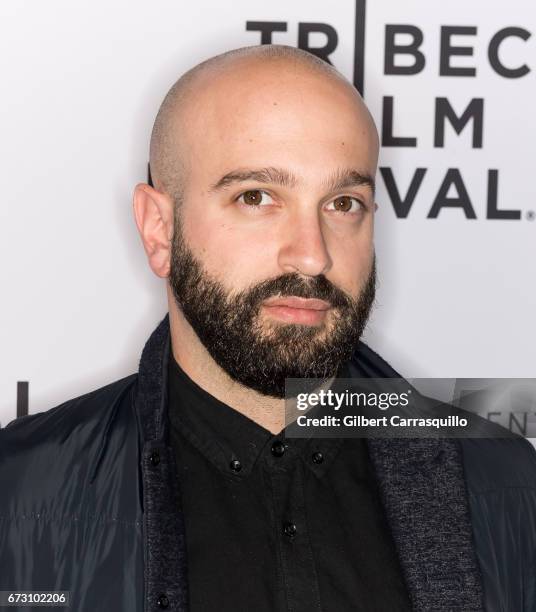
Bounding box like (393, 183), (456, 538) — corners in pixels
(168, 354), (411, 611)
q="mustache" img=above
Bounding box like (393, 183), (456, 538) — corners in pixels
(234, 272), (355, 311)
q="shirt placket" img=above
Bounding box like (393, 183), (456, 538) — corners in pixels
(267, 443), (323, 612)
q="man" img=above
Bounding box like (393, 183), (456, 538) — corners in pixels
(1, 44), (535, 612)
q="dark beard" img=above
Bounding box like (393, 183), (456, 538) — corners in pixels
(169, 210), (376, 398)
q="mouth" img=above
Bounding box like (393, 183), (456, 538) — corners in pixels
(261, 296), (331, 326)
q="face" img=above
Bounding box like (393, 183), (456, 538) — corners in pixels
(168, 59), (379, 397)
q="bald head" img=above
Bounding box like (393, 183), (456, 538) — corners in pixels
(148, 44), (378, 203)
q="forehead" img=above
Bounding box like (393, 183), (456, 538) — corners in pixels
(178, 60), (378, 186)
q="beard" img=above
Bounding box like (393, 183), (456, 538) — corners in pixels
(169, 210), (376, 398)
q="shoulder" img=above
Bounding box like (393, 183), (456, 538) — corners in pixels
(2, 373), (138, 443)
(0, 374), (139, 501)
(352, 343), (536, 490)
(459, 436), (536, 494)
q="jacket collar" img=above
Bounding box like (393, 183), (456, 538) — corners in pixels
(136, 313), (484, 611)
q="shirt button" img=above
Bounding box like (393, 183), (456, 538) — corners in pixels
(312, 451), (324, 464)
(283, 521), (297, 538)
(157, 593), (169, 608)
(271, 440), (286, 457)
(230, 459), (242, 472)
(149, 451), (161, 466)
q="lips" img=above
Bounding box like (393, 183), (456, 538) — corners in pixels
(262, 296), (331, 310)
(261, 296), (331, 326)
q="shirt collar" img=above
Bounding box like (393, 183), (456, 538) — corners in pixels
(167, 353), (345, 479)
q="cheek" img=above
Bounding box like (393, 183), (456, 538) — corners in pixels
(181, 207), (279, 288)
(327, 230), (374, 299)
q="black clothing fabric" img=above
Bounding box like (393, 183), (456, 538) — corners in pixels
(2, 314), (536, 611)
(168, 353), (411, 611)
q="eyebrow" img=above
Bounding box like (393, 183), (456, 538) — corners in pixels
(208, 166), (376, 197)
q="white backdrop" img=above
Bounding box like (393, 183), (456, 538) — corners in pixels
(1, 0), (534, 426)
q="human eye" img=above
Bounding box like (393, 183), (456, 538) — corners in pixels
(236, 189), (275, 207)
(324, 195), (364, 214)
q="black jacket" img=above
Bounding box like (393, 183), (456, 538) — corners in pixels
(1, 314), (536, 611)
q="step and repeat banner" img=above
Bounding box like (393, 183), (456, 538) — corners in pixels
(1, 0), (534, 430)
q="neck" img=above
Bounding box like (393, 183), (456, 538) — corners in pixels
(168, 299), (289, 434)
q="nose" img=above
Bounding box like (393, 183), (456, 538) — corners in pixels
(277, 207), (332, 277)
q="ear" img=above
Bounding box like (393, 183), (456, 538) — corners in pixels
(133, 183), (174, 278)
(374, 201), (379, 212)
